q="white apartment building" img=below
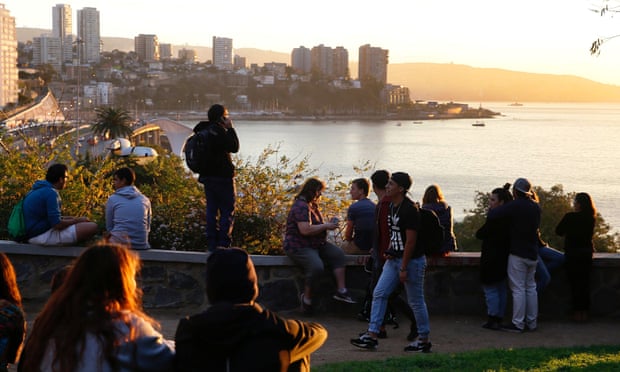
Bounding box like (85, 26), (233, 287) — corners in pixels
(0, 4), (18, 108)
(77, 7), (100, 64)
(212, 36), (233, 70)
(33, 35), (63, 71)
(52, 4), (73, 64)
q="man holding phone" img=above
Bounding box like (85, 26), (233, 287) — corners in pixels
(194, 104), (240, 251)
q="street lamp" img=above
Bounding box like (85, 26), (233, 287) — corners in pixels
(74, 37), (84, 156)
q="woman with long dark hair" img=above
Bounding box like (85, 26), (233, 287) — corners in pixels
(18, 243), (174, 371)
(283, 177), (356, 315)
(0, 253), (26, 372)
(556, 192), (597, 322)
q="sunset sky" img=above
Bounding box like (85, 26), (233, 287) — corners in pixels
(5, 0), (620, 85)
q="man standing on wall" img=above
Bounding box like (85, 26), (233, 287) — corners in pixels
(194, 104), (240, 251)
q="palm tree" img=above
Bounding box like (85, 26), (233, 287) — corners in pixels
(92, 107), (134, 140)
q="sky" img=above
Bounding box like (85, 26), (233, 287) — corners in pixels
(5, 0), (620, 85)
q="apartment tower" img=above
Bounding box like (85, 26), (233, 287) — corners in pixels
(0, 4), (18, 108)
(291, 46), (311, 74)
(52, 4), (73, 64)
(77, 7), (100, 64)
(212, 36), (233, 70)
(134, 34), (160, 62)
(358, 44), (388, 86)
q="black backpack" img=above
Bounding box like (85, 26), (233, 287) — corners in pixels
(418, 208), (445, 256)
(183, 124), (213, 174)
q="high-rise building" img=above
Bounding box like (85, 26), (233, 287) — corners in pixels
(291, 46), (311, 74)
(33, 35), (63, 71)
(178, 48), (197, 63)
(332, 46), (349, 78)
(159, 43), (172, 60)
(52, 4), (73, 64)
(311, 44), (333, 77)
(77, 7), (100, 64)
(233, 54), (246, 70)
(358, 44), (388, 86)
(134, 34), (159, 62)
(212, 36), (233, 70)
(0, 4), (18, 108)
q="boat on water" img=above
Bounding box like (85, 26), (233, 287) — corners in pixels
(472, 120), (485, 127)
(509, 102), (523, 106)
(412, 121), (423, 124)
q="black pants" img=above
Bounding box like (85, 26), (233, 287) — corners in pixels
(565, 253), (592, 311)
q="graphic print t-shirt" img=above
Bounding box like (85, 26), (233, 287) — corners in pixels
(388, 198), (420, 254)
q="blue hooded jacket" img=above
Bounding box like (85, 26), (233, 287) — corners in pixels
(22, 180), (62, 238)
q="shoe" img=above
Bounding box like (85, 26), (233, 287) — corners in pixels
(525, 325), (537, 332)
(300, 293), (314, 316)
(351, 332), (378, 350)
(333, 290), (357, 304)
(501, 323), (523, 333)
(404, 339), (432, 353)
(360, 329), (387, 339)
(482, 321), (501, 330)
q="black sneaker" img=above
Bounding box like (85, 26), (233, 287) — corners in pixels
(300, 293), (314, 316)
(404, 339), (432, 353)
(351, 332), (378, 350)
(333, 290), (356, 304)
(482, 320), (501, 331)
(501, 323), (523, 333)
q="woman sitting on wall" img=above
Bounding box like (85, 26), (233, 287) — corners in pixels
(0, 253), (26, 372)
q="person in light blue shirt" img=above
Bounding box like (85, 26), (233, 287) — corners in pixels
(105, 167), (152, 250)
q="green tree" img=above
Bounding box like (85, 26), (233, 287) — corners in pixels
(92, 107), (134, 140)
(454, 185), (620, 253)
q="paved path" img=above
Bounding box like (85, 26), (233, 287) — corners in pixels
(150, 307), (620, 366)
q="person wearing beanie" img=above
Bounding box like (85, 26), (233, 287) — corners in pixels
(351, 172), (432, 353)
(174, 248), (328, 371)
(487, 177), (541, 333)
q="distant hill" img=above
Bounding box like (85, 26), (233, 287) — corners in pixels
(17, 27), (620, 103)
(388, 63), (620, 102)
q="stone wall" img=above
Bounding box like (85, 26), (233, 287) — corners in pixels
(1, 241), (619, 318)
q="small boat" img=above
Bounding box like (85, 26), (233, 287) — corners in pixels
(412, 121), (423, 124)
(509, 102), (523, 106)
(472, 120), (485, 127)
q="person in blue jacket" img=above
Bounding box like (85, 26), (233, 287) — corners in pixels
(22, 163), (98, 246)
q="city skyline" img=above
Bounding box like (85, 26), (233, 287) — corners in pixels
(4, 0), (620, 85)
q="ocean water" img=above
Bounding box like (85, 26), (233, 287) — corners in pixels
(180, 103), (620, 232)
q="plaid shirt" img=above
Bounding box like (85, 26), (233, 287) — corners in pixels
(283, 198), (327, 252)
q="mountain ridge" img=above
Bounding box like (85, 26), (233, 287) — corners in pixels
(17, 27), (620, 103)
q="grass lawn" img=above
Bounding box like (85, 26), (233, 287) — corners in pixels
(314, 345), (620, 371)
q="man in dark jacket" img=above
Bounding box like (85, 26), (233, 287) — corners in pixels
(194, 104), (240, 250)
(174, 248), (327, 372)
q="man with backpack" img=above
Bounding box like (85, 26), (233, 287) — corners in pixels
(351, 172), (432, 353)
(193, 104), (240, 251)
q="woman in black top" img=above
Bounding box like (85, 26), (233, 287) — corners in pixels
(555, 192), (596, 322)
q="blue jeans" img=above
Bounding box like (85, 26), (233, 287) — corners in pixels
(482, 279), (507, 318)
(369, 256), (430, 338)
(203, 177), (235, 250)
(535, 245), (565, 292)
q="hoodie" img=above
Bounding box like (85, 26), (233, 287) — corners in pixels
(174, 303), (327, 372)
(422, 201), (457, 253)
(22, 180), (62, 238)
(105, 185), (151, 249)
